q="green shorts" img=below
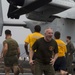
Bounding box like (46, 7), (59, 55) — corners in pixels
(4, 55), (18, 67)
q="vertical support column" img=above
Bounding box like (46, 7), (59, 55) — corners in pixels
(0, 0), (3, 36)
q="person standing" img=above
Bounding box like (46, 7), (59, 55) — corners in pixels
(54, 31), (68, 75)
(24, 25), (43, 56)
(2, 29), (20, 75)
(29, 28), (58, 75)
(66, 36), (75, 75)
(24, 25), (43, 74)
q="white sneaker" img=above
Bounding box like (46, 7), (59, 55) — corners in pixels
(25, 56), (29, 61)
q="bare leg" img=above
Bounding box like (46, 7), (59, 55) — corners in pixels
(5, 66), (10, 75)
(60, 70), (68, 75)
(13, 65), (19, 75)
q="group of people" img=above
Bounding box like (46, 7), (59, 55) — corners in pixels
(1, 25), (75, 75)
(24, 25), (75, 75)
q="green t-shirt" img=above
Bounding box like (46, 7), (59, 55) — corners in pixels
(3, 38), (19, 57)
(32, 37), (58, 64)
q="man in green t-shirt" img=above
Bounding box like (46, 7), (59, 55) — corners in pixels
(29, 28), (58, 75)
(66, 36), (75, 75)
(1, 29), (20, 75)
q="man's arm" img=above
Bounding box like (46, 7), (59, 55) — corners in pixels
(51, 41), (58, 65)
(70, 43), (75, 54)
(53, 53), (58, 61)
(29, 49), (34, 65)
(24, 42), (29, 56)
(2, 43), (8, 57)
(17, 47), (20, 58)
(50, 53), (58, 66)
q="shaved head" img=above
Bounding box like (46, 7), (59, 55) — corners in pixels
(44, 28), (53, 42)
(44, 28), (53, 34)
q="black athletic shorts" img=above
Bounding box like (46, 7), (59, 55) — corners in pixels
(54, 56), (66, 71)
